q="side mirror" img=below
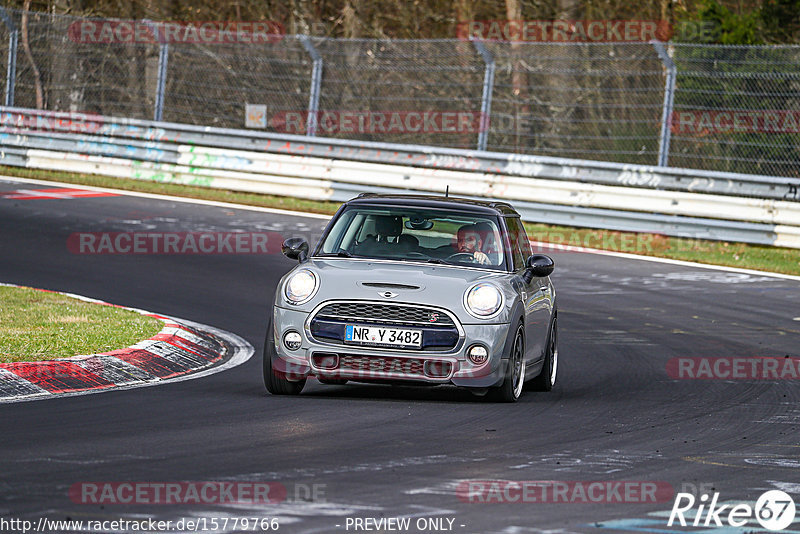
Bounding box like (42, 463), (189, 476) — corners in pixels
(526, 254), (555, 278)
(282, 238), (309, 262)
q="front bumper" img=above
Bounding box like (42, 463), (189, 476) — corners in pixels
(272, 304), (512, 388)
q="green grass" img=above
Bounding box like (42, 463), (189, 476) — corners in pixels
(0, 286), (163, 363)
(2, 165), (799, 276)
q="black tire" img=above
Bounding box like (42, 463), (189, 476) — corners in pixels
(530, 314), (557, 392)
(489, 323), (526, 403)
(263, 319), (306, 395)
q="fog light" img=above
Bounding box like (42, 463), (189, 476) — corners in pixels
(312, 353), (339, 370)
(467, 345), (489, 365)
(424, 360), (453, 378)
(283, 331), (302, 351)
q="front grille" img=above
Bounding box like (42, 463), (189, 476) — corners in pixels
(315, 302), (455, 327)
(338, 354), (426, 376)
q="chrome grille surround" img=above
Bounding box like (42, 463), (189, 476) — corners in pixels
(305, 300), (464, 353)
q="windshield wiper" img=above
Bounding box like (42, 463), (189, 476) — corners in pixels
(315, 250), (354, 258)
(426, 258), (446, 264)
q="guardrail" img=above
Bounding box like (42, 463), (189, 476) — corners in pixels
(1, 107), (799, 249)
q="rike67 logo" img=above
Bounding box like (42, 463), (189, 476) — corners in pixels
(669, 490), (796, 531)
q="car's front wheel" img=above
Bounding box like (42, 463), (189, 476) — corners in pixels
(263, 319), (306, 395)
(489, 323), (526, 403)
(530, 314), (557, 392)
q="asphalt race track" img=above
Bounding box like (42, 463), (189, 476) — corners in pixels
(1, 176), (799, 534)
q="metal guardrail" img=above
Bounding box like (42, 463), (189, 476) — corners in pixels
(3, 108), (798, 201)
(1, 107), (799, 249)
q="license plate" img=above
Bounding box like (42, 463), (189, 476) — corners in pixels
(344, 325), (422, 348)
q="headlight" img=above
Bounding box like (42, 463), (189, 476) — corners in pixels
(284, 269), (318, 304)
(464, 283), (503, 318)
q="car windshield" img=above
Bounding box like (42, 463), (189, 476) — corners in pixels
(316, 205), (506, 270)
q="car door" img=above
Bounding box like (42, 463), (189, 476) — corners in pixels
(506, 216), (551, 363)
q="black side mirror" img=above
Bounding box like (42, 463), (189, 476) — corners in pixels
(282, 238), (309, 262)
(525, 254), (555, 280)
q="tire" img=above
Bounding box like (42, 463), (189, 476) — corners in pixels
(263, 319), (306, 395)
(489, 323), (526, 403)
(530, 314), (557, 392)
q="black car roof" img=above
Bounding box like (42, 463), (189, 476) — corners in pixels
(346, 193), (519, 216)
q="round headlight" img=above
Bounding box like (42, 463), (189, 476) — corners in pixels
(284, 269), (318, 304)
(465, 283), (502, 318)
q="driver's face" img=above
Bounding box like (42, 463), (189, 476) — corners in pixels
(457, 231), (481, 253)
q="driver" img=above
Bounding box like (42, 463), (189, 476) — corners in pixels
(456, 224), (490, 265)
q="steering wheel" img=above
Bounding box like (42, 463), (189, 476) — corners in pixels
(444, 252), (477, 262)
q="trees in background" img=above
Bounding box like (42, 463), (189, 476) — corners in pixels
(7, 0), (799, 44)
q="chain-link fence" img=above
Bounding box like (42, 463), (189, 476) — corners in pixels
(1, 8), (798, 178)
(669, 44), (800, 178)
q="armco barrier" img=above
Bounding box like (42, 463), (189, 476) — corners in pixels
(3, 107), (799, 201)
(1, 107), (799, 249)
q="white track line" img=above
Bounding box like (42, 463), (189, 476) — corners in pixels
(0, 174), (331, 220)
(2, 173), (799, 283)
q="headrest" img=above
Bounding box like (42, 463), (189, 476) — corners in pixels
(472, 222), (493, 238)
(375, 215), (403, 237)
(473, 222), (496, 252)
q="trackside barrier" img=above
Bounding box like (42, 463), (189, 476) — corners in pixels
(1, 107), (799, 249)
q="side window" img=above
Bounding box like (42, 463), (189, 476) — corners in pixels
(505, 217), (525, 270)
(516, 218), (533, 259)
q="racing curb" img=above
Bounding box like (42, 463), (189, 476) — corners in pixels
(0, 283), (254, 403)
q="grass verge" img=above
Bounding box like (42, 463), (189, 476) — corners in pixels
(0, 286), (163, 363)
(2, 165), (799, 276)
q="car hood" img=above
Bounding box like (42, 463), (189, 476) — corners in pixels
(277, 258), (514, 323)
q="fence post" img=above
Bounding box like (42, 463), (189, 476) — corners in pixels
(300, 35), (323, 137)
(154, 42), (169, 122)
(652, 40), (676, 168)
(143, 21), (170, 122)
(472, 39), (495, 152)
(0, 7), (17, 107)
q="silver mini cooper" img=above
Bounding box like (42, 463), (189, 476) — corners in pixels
(264, 194), (557, 402)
